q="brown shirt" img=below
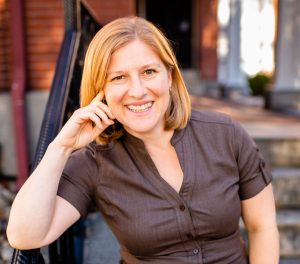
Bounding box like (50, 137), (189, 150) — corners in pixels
(57, 109), (272, 264)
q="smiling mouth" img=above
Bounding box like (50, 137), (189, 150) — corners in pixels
(126, 102), (153, 113)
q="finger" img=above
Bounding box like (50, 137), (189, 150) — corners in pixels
(72, 108), (101, 126)
(95, 110), (111, 124)
(97, 103), (115, 120)
(89, 113), (104, 129)
(84, 104), (110, 123)
(91, 91), (104, 104)
(90, 92), (116, 120)
(88, 102), (115, 120)
(91, 125), (103, 138)
(82, 107), (114, 128)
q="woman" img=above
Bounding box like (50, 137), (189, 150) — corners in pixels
(7, 16), (279, 263)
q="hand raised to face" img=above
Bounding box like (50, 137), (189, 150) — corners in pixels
(53, 91), (115, 151)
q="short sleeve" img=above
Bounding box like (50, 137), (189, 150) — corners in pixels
(233, 121), (272, 200)
(57, 145), (98, 217)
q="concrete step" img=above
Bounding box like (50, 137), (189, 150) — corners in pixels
(181, 69), (204, 96)
(241, 122), (300, 168)
(272, 168), (300, 208)
(240, 209), (300, 258)
(254, 138), (300, 168)
(277, 209), (300, 258)
(280, 259), (300, 264)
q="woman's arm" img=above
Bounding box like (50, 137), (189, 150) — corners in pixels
(7, 92), (114, 249)
(7, 142), (80, 249)
(241, 184), (279, 263)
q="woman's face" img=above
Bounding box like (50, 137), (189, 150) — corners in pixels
(104, 39), (172, 139)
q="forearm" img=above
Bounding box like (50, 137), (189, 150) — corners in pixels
(7, 94), (113, 248)
(7, 142), (72, 247)
(248, 226), (280, 264)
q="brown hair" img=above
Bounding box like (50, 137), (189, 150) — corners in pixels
(80, 16), (191, 144)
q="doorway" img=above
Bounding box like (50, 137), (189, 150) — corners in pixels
(139, 0), (192, 68)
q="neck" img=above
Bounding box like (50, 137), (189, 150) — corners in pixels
(124, 126), (174, 149)
(142, 130), (174, 150)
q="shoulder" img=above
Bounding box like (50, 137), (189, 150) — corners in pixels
(189, 108), (235, 127)
(71, 142), (98, 159)
(188, 109), (249, 142)
(72, 141), (116, 159)
(186, 109), (244, 150)
(66, 142), (100, 173)
(188, 109), (256, 153)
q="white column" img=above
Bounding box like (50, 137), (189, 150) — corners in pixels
(272, 0), (300, 111)
(240, 0), (275, 76)
(218, 0), (248, 94)
(274, 0), (300, 90)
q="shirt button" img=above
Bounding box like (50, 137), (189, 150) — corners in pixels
(179, 205), (186, 211)
(187, 234), (193, 239)
(193, 248), (199, 255)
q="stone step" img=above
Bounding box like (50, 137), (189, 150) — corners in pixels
(272, 168), (300, 208)
(240, 209), (300, 258)
(277, 209), (300, 258)
(181, 69), (204, 96)
(242, 122), (300, 168)
(253, 137), (300, 168)
(280, 259), (300, 264)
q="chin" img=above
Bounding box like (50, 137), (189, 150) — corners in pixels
(125, 123), (158, 134)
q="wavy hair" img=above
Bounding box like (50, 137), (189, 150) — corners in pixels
(80, 16), (191, 144)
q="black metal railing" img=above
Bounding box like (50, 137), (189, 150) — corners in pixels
(11, 1), (100, 263)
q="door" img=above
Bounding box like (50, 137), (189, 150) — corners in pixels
(145, 0), (192, 68)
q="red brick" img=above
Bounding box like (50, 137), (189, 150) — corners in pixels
(199, 0), (218, 80)
(84, 0), (135, 25)
(24, 0), (64, 91)
(2, 0), (136, 91)
(0, 0), (11, 91)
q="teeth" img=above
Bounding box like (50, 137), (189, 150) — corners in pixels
(127, 102), (152, 112)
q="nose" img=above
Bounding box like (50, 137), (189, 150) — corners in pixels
(128, 76), (147, 98)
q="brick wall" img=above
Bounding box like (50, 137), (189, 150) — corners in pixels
(0, 0), (11, 91)
(1, 0), (136, 92)
(24, 0), (64, 91)
(24, 0), (135, 90)
(0, 0), (64, 92)
(199, 0), (218, 80)
(84, 0), (136, 25)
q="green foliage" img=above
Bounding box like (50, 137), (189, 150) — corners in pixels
(247, 73), (271, 96)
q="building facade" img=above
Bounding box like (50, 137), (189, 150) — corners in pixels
(0, 0), (298, 182)
(0, 0), (218, 180)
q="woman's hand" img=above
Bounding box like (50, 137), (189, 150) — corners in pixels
(53, 91), (114, 151)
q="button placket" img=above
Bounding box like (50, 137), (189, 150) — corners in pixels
(193, 248), (199, 255)
(179, 204), (186, 211)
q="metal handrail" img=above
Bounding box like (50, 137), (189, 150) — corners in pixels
(11, 0), (100, 263)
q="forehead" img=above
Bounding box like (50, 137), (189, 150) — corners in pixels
(108, 40), (163, 71)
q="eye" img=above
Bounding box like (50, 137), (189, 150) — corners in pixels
(111, 75), (125, 82)
(144, 69), (156, 75)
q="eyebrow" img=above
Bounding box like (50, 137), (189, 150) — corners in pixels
(142, 63), (162, 69)
(107, 63), (163, 76)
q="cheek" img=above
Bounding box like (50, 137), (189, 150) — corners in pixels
(104, 86), (125, 105)
(149, 78), (170, 96)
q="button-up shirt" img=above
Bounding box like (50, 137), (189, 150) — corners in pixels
(58, 109), (272, 263)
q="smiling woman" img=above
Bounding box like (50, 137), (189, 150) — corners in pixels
(104, 39), (172, 138)
(80, 16), (191, 144)
(7, 16), (279, 264)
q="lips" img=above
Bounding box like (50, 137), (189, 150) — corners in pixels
(126, 102), (153, 113)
